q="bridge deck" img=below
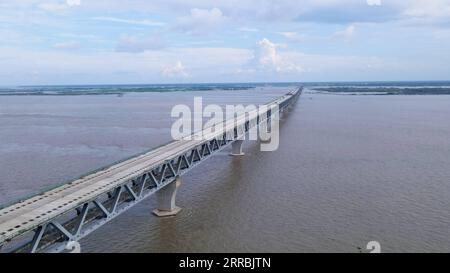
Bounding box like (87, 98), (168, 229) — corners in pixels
(0, 89), (301, 250)
(0, 139), (201, 240)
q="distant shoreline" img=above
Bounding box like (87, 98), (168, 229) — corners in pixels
(0, 83), (298, 96)
(2, 82), (450, 96)
(310, 87), (450, 96)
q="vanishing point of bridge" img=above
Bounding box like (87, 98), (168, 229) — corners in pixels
(0, 88), (302, 253)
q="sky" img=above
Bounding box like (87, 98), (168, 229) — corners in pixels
(1, 0), (450, 85)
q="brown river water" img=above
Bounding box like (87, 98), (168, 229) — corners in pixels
(1, 87), (450, 252)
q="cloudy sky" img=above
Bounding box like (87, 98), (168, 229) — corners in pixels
(1, 0), (450, 85)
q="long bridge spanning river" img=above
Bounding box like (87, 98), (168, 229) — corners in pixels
(0, 88), (302, 253)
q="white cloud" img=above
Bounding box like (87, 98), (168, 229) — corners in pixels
(38, 0), (81, 12)
(1, 0), (450, 84)
(2, 41), (449, 84)
(91, 16), (165, 27)
(251, 38), (303, 73)
(402, 0), (450, 19)
(162, 61), (189, 78)
(4, 0), (450, 26)
(174, 8), (226, 35)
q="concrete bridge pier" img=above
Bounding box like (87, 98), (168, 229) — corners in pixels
(64, 241), (81, 253)
(230, 139), (245, 156)
(280, 106), (285, 118)
(153, 176), (182, 217)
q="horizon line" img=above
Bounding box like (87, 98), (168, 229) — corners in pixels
(3, 80), (450, 88)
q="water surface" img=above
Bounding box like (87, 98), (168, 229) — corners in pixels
(1, 86), (449, 252)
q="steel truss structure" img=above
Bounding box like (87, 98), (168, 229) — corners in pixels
(0, 88), (302, 253)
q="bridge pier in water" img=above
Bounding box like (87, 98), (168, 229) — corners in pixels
(152, 176), (182, 217)
(230, 140), (245, 156)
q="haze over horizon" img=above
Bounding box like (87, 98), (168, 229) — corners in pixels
(1, 0), (450, 85)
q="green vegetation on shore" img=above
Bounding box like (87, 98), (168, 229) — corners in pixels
(313, 87), (450, 95)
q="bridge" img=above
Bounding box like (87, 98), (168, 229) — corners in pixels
(0, 88), (302, 253)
